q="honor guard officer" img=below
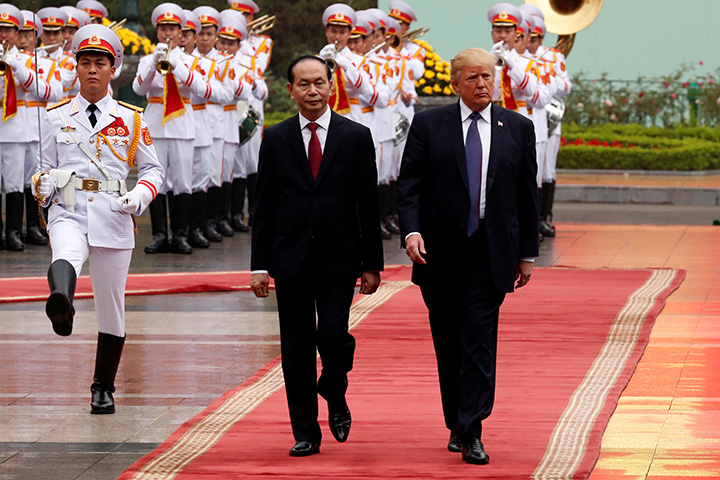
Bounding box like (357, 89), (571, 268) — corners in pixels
(60, 6), (90, 99)
(37, 8), (77, 99)
(487, 3), (537, 113)
(215, 9), (254, 235)
(228, 0), (271, 232)
(133, 3), (211, 255)
(76, 0), (108, 25)
(0, 4), (33, 251)
(19, 10), (64, 246)
(192, 5), (226, 242)
(525, 7), (571, 238)
(34, 24), (164, 414)
(317, 4), (375, 123)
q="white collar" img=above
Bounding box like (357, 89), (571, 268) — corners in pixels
(299, 107), (331, 131)
(459, 98), (491, 124)
(76, 93), (111, 115)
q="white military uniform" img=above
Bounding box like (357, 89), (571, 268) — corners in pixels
(39, 95), (164, 336)
(370, 50), (399, 184)
(225, 46), (254, 183)
(538, 45), (571, 183)
(45, 47), (78, 99)
(1, 45), (33, 194)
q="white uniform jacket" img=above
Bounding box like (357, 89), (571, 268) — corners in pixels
(190, 54), (235, 148)
(39, 96), (165, 249)
(46, 47), (77, 98)
(22, 52), (64, 142)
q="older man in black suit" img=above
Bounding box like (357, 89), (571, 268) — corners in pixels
(250, 55), (383, 457)
(397, 48), (539, 465)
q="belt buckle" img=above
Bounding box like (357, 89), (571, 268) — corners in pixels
(83, 178), (100, 192)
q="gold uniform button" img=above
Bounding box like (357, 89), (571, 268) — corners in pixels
(54, 199), (59, 203)
(88, 197), (94, 202)
(90, 139), (95, 144)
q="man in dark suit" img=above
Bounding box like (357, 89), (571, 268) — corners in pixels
(250, 55), (384, 457)
(397, 48), (539, 465)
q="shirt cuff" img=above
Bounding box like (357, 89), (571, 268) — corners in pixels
(404, 232), (420, 242)
(520, 258), (535, 263)
(251, 270), (269, 275)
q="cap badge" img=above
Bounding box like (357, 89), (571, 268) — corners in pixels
(499, 11), (508, 20)
(0, 12), (9, 20)
(232, 2), (239, 8)
(227, 26), (234, 33)
(89, 35), (101, 45)
(164, 11), (173, 19)
(391, 9), (401, 16)
(200, 15), (208, 21)
(49, 15), (56, 23)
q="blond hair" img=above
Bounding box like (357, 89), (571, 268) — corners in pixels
(450, 48), (497, 82)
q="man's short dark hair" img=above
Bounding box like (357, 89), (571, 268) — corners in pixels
(287, 55), (332, 84)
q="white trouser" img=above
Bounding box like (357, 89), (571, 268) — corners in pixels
(192, 146), (211, 193)
(208, 138), (224, 188)
(392, 138), (407, 182)
(49, 220), (132, 337)
(25, 141), (39, 188)
(241, 129), (262, 176)
(377, 140), (394, 185)
(535, 140), (547, 187)
(545, 133), (561, 183)
(153, 138), (194, 195)
(224, 141), (239, 182)
(0, 143), (25, 193)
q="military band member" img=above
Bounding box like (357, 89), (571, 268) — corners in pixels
(215, 9), (254, 234)
(192, 5), (226, 241)
(526, 8), (571, 238)
(317, 4), (375, 123)
(75, 0), (108, 25)
(34, 24), (164, 414)
(37, 8), (77, 100)
(132, 3), (210, 255)
(60, 6), (89, 100)
(19, 10), (64, 246)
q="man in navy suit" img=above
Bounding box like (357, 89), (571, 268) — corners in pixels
(250, 55), (384, 457)
(397, 48), (539, 465)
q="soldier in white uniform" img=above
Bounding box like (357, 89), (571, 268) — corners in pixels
(34, 24), (164, 414)
(75, 0), (108, 25)
(0, 4), (32, 251)
(37, 8), (77, 100)
(132, 3), (210, 255)
(192, 6), (226, 241)
(60, 6), (90, 100)
(317, 4), (375, 124)
(526, 7), (571, 238)
(18, 10), (64, 247)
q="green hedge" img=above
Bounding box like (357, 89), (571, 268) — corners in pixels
(558, 123), (720, 170)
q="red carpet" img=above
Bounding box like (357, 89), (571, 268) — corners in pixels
(116, 266), (683, 480)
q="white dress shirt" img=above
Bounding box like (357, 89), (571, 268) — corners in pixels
(76, 93), (112, 125)
(458, 99), (491, 219)
(299, 107), (331, 156)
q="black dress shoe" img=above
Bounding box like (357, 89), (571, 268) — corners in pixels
(217, 218), (234, 237)
(26, 225), (48, 245)
(5, 230), (24, 251)
(447, 431), (462, 453)
(203, 223), (223, 242)
(46, 292), (74, 336)
(328, 407), (352, 443)
(539, 219), (556, 238)
(231, 214), (250, 232)
(188, 228), (210, 248)
(379, 221), (392, 240)
(171, 236), (193, 254)
(289, 441), (320, 457)
(383, 217), (400, 235)
(90, 385), (115, 414)
(461, 437), (489, 465)
(144, 234), (170, 254)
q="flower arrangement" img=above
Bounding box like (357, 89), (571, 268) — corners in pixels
(102, 18), (154, 56)
(413, 39), (454, 96)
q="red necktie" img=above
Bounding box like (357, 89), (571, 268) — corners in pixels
(307, 122), (322, 180)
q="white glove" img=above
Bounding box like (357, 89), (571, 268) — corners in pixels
(38, 174), (56, 198)
(489, 41), (505, 57)
(152, 43), (168, 63)
(503, 48), (519, 67)
(333, 52), (351, 70)
(4, 51), (23, 71)
(116, 190), (141, 214)
(318, 44), (336, 60)
(167, 47), (182, 68)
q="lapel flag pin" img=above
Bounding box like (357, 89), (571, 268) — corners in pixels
(498, 121), (504, 127)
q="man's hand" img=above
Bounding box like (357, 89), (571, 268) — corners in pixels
(359, 271), (380, 295)
(318, 43), (335, 60)
(37, 173), (56, 198)
(116, 190), (141, 214)
(400, 91), (414, 105)
(515, 260), (533, 289)
(405, 234), (427, 265)
(152, 43), (168, 63)
(250, 273), (270, 298)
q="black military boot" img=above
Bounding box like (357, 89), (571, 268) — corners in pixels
(380, 184), (400, 235)
(230, 177), (249, 232)
(388, 181), (401, 233)
(538, 183), (555, 238)
(546, 180), (557, 236)
(5, 192), (25, 251)
(46, 259), (76, 336)
(204, 186), (223, 242)
(216, 182), (235, 237)
(90, 332), (126, 414)
(24, 188), (48, 245)
(144, 194), (170, 253)
(246, 173), (257, 226)
(189, 192), (210, 248)
(170, 193), (193, 254)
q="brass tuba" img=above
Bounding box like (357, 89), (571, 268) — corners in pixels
(523, 0), (603, 57)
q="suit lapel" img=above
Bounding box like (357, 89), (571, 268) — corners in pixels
(94, 100), (118, 134)
(315, 111), (343, 185)
(448, 101), (468, 192)
(69, 98), (93, 133)
(285, 114), (314, 184)
(487, 104), (504, 195)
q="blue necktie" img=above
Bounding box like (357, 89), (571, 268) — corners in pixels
(466, 111), (483, 236)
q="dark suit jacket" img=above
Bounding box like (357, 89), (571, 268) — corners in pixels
(251, 110), (384, 280)
(397, 101), (539, 293)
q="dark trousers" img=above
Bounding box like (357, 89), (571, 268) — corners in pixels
(420, 227), (505, 439)
(275, 267), (357, 443)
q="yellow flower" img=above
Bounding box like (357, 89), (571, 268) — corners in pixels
(418, 78), (426, 85)
(443, 86), (453, 96)
(424, 70), (435, 79)
(422, 86), (433, 95)
(433, 83), (442, 92)
(425, 60), (435, 68)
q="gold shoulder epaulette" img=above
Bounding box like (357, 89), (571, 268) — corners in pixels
(46, 98), (71, 111)
(118, 101), (144, 112)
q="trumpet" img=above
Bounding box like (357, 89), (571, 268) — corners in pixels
(324, 40), (339, 73)
(247, 14), (275, 36)
(0, 41), (8, 77)
(36, 41), (66, 52)
(156, 40), (173, 75)
(492, 41), (509, 70)
(107, 18), (127, 31)
(401, 27), (429, 44)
